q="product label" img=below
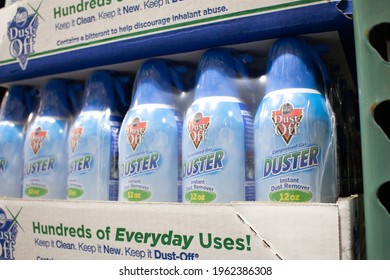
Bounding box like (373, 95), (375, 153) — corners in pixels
(68, 154), (93, 175)
(184, 179), (217, 204)
(263, 145), (320, 179)
(184, 109), (221, 203)
(262, 145), (319, 203)
(271, 102), (304, 145)
(68, 126), (86, 199)
(24, 183), (49, 198)
(121, 179), (152, 202)
(121, 152), (160, 177)
(183, 100), (253, 203)
(24, 122), (61, 198)
(183, 150), (225, 180)
(67, 183), (84, 199)
(68, 127), (90, 199)
(255, 93), (336, 203)
(67, 114), (120, 201)
(25, 157), (56, 176)
(121, 126), (161, 202)
(23, 118), (68, 199)
(119, 106), (181, 202)
(256, 100), (315, 202)
(268, 178), (313, 203)
(0, 123), (25, 197)
(184, 179), (217, 203)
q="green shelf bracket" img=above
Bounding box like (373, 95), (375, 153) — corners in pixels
(353, 0), (390, 259)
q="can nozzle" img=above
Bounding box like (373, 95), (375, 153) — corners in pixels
(0, 85), (38, 122)
(194, 48), (253, 99)
(82, 70), (132, 115)
(132, 59), (189, 107)
(265, 37), (331, 94)
(38, 79), (83, 117)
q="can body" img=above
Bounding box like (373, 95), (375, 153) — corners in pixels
(0, 123), (24, 197)
(182, 97), (254, 203)
(67, 111), (121, 201)
(254, 90), (337, 203)
(23, 117), (69, 199)
(119, 104), (182, 202)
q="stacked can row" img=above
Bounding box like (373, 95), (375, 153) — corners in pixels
(0, 37), (338, 203)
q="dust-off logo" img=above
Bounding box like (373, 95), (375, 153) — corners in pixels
(30, 127), (47, 155)
(0, 208), (20, 260)
(7, 5), (40, 70)
(70, 127), (83, 153)
(126, 117), (148, 151)
(271, 103), (304, 145)
(188, 112), (211, 149)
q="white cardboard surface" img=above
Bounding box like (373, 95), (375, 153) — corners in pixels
(0, 196), (357, 260)
(0, 0), (328, 72)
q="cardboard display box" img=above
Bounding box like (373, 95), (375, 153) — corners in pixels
(0, 29), (361, 260)
(0, 0), (361, 261)
(0, 196), (359, 260)
(0, 0), (353, 86)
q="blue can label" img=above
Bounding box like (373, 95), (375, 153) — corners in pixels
(23, 117), (69, 199)
(67, 113), (121, 201)
(182, 97), (254, 203)
(255, 91), (337, 203)
(0, 123), (25, 197)
(119, 105), (181, 202)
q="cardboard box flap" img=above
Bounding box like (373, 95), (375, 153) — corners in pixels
(0, 197), (358, 260)
(232, 203), (340, 259)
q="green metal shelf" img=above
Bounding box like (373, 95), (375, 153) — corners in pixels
(353, 0), (390, 260)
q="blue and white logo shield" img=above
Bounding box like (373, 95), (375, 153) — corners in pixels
(7, 6), (39, 70)
(0, 207), (20, 260)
